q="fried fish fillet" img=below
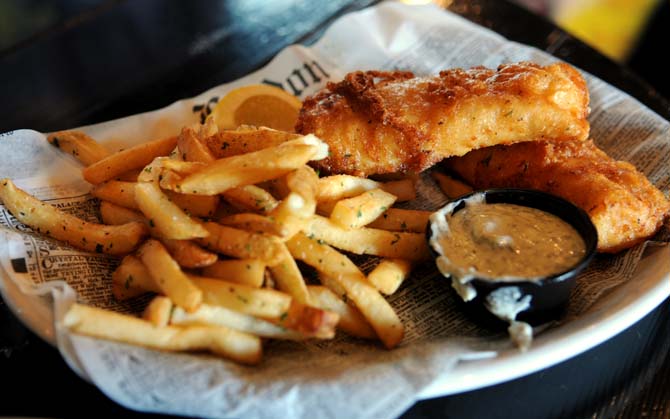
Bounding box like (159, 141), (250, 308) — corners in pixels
(444, 140), (670, 253)
(297, 62), (590, 177)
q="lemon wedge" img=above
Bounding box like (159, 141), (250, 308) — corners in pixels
(209, 84), (302, 132)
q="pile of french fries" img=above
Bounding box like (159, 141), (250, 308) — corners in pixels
(0, 120), (447, 365)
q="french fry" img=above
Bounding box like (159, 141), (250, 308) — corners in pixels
(367, 208), (431, 233)
(286, 233), (403, 348)
(367, 259), (413, 295)
(262, 166), (318, 238)
(91, 181), (139, 210)
(82, 136), (178, 184)
(164, 191), (219, 218)
(317, 272), (347, 300)
(169, 135), (328, 195)
(0, 179), (148, 255)
(268, 243), (311, 305)
(267, 201), (306, 240)
(171, 304), (305, 340)
(308, 285), (376, 339)
(136, 157), (169, 183)
(278, 300), (339, 338)
(316, 175), (379, 202)
(64, 303), (262, 365)
(201, 259), (266, 288)
(159, 159), (207, 175)
(222, 185), (278, 214)
(316, 175), (415, 203)
(379, 179), (416, 201)
(284, 166), (318, 218)
(91, 180), (219, 217)
(143, 296), (173, 327)
(330, 188), (397, 229)
(205, 126), (299, 158)
(134, 182), (209, 240)
(177, 124), (216, 163)
(138, 239), (202, 312)
(431, 172), (473, 199)
(304, 215), (430, 261)
(114, 168), (142, 182)
(198, 222), (284, 266)
(47, 130), (111, 165)
(111, 255), (158, 300)
(100, 201), (148, 225)
(190, 275), (291, 318)
(161, 239), (218, 268)
(218, 213), (287, 237)
(258, 177), (290, 200)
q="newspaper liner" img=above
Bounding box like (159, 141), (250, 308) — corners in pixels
(0, 3), (668, 418)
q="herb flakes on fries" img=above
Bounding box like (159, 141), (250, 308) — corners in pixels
(1, 87), (437, 365)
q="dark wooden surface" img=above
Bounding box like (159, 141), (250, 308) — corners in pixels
(1, 1), (669, 418)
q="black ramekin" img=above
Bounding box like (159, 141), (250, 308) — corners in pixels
(427, 188), (598, 327)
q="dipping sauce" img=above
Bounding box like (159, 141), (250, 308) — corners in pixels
(437, 202), (586, 279)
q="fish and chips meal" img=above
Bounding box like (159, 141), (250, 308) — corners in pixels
(0, 61), (668, 364)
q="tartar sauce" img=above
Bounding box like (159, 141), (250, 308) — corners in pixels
(437, 202), (586, 279)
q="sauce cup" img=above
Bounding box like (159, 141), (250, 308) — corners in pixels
(427, 188), (598, 347)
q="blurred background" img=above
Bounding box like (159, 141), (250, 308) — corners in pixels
(510, 0), (668, 98)
(1, 0), (668, 117)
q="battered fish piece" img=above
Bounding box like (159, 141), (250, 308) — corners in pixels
(297, 62), (590, 176)
(444, 140), (670, 253)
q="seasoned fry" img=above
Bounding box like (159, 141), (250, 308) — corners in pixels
(143, 296), (173, 327)
(285, 166), (319, 218)
(198, 222), (284, 266)
(267, 202), (305, 240)
(159, 159), (207, 175)
(278, 300), (339, 339)
(257, 166), (319, 238)
(164, 191), (219, 218)
(190, 275), (291, 318)
(169, 135), (328, 195)
(201, 259), (266, 288)
(317, 272), (347, 300)
(0, 179), (148, 255)
(308, 285), (376, 339)
(64, 303), (262, 365)
(258, 177), (290, 200)
(47, 130), (111, 165)
(218, 213), (287, 237)
(205, 126), (300, 158)
(268, 243), (310, 304)
(82, 136), (178, 184)
(367, 259), (413, 295)
(286, 233), (403, 348)
(114, 168), (142, 182)
(380, 179), (416, 201)
(91, 181), (139, 210)
(111, 255), (158, 300)
(138, 239), (202, 312)
(177, 124), (217, 163)
(316, 175), (379, 202)
(134, 182), (209, 240)
(91, 173), (219, 217)
(431, 172), (473, 199)
(100, 201), (148, 225)
(222, 185), (278, 214)
(161, 239), (218, 269)
(367, 208), (431, 233)
(171, 304), (305, 340)
(316, 175), (414, 203)
(304, 215), (430, 261)
(330, 188), (397, 229)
